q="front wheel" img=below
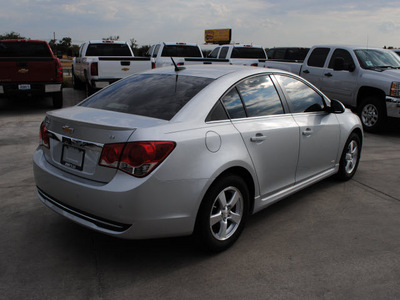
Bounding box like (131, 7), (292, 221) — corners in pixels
(196, 174), (249, 252)
(336, 133), (361, 181)
(358, 97), (386, 132)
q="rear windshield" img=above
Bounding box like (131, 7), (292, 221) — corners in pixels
(0, 41), (52, 57)
(161, 45), (202, 57)
(80, 74), (214, 120)
(85, 43), (132, 56)
(231, 47), (266, 59)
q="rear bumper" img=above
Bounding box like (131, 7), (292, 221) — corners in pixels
(0, 82), (62, 96)
(33, 147), (205, 239)
(90, 79), (120, 89)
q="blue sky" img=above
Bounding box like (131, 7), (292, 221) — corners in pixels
(1, 0), (400, 48)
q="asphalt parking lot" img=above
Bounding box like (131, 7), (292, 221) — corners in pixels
(1, 89), (400, 299)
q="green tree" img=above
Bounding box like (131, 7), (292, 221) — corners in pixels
(0, 31), (26, 40)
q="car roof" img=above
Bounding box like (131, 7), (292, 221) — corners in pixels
(141, 64), (273, 80)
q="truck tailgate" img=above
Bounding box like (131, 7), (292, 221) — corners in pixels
(0, 57), (58, 82)
(98, 57), (151, 78)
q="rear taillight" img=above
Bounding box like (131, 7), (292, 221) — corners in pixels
(99, 141), (176, 177)
(40, 122), (50, 148)
(90, 62), (99, 76)
(251, 63), (258, 67)
(151, 61), (156, 69)
(55, 58), (63, 82)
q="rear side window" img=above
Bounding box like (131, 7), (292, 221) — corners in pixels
(236, 75), (284, 117)
(80, 74), (214, 120)
(85, 44), (132, 56)
(0, 41), (52, 57)
(221, 75), (284, 119)
(161, 45), (202, 57)
(231, 47), (266, 59)
(307, 48), (330, 67)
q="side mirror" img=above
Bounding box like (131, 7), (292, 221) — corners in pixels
(333, 57), (345, 71)
(328, 99), (346, 114)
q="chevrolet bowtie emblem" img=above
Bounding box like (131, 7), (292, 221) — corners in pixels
(18, 68), (29, 74)
(122, 67), (130, 71)
(62, 125), (74, 134)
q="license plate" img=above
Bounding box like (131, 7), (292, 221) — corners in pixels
(61, 144), (85, 170)
(18, 84), (31, 90)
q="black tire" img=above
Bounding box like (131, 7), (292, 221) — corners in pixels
(72, 68), (83, 90)
(52, 91), (63, 109)
(336, 133), (361, 181)
(85, 81), (95, 97)
(196, 174), (249, 252)
(358, 97), (386, 132)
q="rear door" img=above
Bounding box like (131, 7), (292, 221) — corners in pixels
(274, 74), (340, 182)
(300, 47), (331, 88)
(221, 74), (300, 198)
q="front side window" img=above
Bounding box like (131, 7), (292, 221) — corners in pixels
(276, 75), (325, 113)
(80, 74), (214, 120)
(328, 49), (355, 70)
(307, 48), (330, 67)
(208, 47), (220, 58)
(219, 47), (229, 59)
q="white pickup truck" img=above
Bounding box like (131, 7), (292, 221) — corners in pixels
(146, 42), (204, 68)
(72, 40), (151, 95)
(264, 45), (400, 131)
(182, 44), (267, 67)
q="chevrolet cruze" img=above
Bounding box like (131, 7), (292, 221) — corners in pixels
(33, 65), (363, 251)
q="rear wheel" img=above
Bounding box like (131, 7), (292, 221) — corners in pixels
(52, 91), (63, 108)
(196, 174), (249, 252)
(358, 97), (386, 132)
(336, 133), (361, 181)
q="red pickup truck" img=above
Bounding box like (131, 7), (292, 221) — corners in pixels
(0, 39), (63, 108)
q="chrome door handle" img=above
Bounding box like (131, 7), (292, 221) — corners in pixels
(302, 128), (313, 137)
(250, 134), (267, 142)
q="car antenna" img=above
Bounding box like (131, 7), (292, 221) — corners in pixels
(171, 57), (185, 72)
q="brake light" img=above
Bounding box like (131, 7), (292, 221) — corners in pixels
(55, 58), (63, 82)
(40, 122), (50, 148)
(151, 61), (156, 69)
(251, 63), (258, 67)
(176, 42), (186, 45)
(99, 141), (176, 177)
(90, 62), (98, 76)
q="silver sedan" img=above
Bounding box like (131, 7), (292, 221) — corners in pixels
(33, 65), (363, 252)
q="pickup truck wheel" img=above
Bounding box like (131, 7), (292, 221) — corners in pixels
(336, 133), (361, 181)
(195, 174), (249, 252)
(52, 92), (63, 108)
(85, 82), (95, 97)
(72, 71), (83, 90)
(358, 97), (386, 132)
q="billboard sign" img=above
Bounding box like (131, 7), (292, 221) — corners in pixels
(204, 29), (232, 44)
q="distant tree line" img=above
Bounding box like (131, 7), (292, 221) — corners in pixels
(0, 31), (152, 57)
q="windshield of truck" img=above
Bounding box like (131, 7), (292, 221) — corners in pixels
(0, 41), (52, 57)
(231, 47), (266, 59)
(355, 49), (400, 69)
(86, 43), (132, 56)
(161, 45), (202, 57)
(80, 74), (214, 120)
